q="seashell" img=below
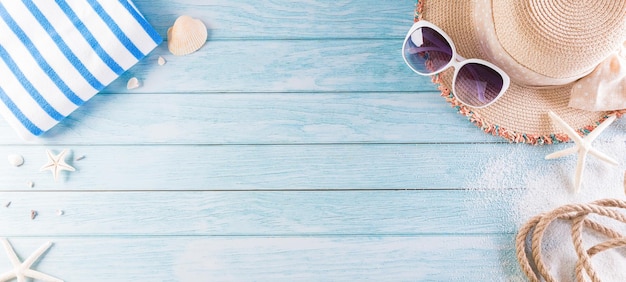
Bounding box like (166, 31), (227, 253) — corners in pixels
(167, 15), (207, 56)
(157, 56), (166, 66)
(127, 77), (140, 89)
(27, 181), (34, 188)
(56, 209), (64, 216)
(7, 154), (23, 167)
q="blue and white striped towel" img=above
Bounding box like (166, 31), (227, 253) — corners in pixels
(0, 0), (162, 140)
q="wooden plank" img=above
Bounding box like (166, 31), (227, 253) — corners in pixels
(0, 235), (522, 281)
(0, 144), (555, 191)
(133, 0), (416, 40)
(0, 92), (496, 145)
(0, 1), (526, 281)
(0, 190), (516, 236)
(100, 40), (436, 94)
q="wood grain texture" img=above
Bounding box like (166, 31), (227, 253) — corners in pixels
(0, 0), (537, 280)
(133, 0), (416, 40)
(0, 236), (523, 281)
(0, 190), (516, 236)
(101, 41), (436, 94)
(0, 92), (498, 145)
(0, 144), (557, 190)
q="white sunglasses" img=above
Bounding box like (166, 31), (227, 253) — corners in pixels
(402, 20), (510, 108)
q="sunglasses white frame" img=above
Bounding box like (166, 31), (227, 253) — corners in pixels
(402, 20), (510, 108)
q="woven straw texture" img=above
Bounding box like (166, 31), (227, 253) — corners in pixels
(416, 0), (626, 144)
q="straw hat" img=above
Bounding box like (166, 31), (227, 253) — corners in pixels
(416, 0), (626, 144)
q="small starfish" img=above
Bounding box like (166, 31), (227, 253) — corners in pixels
(545, 111), (618, 192)
(40, 149), (75, 182)
(0, 238), (63, 282)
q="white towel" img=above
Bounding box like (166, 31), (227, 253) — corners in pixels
(0, 0), (161, 140)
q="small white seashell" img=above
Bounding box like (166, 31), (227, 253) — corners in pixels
(27, 181), (34, 188)
(127, 77), (140, 89)
(7, 154), (24, 167)
(167, 15), (207, 56)
(157, 56), (166, 66)
(56, 209), (64, 216)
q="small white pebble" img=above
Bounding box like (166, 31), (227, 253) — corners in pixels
(126, 77), (140, 89)
(27, 181), (34, 188)
(7, 154), (24, 167)
(157, 56), (166, 66)
(75, 155), (86, 161)
(56, 209), (64, 216)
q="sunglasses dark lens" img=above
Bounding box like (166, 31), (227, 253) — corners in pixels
(403, 26), (453, 74)
(454, 63), (504, 107)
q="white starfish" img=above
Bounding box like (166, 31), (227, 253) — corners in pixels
(0, 239), (63, 282)
(40, 149), (75, 182)
(545, 111), (618, 192)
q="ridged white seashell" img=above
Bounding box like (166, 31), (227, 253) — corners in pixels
(7, 154), (23, 167)
(127, 77), (140, 89)
(168, 15), (207, 56)
(158, 56), (166, 66)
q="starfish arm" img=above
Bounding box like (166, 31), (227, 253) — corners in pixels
(574, 151), (588, 193)
(548, 111), (583, 143)
(0, 240), (62, 282)
(23, 269), (63, 282)
(58, 150), (75, 172)
(22, 241), (52, 268)
(39, 164), (54, 172)
(586, 115), (616, 141)
(1, 239), (22, 267)
(589, 148), (619, 166)
(58, 164), (75, 172)
(58, 149), (68, 158)
(40, 150), (56, 171)
(41, 150), (75, 181)
(545, 146), (578, 159)
(0, 270), (16, 282)
(49, 167), (58, 182)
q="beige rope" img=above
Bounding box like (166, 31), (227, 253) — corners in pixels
(516, 199), (626, 282)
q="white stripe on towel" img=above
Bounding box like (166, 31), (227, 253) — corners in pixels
(0, 0), (162, 140)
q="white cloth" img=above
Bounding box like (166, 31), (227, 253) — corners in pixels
(569, 44), (626, 111)
(0, 0), (161, 140)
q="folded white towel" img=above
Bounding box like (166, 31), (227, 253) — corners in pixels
(0, 0), (161, 140)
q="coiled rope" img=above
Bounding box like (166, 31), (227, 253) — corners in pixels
(516, 199), (626, 282)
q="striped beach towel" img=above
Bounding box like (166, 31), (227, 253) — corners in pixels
(0, 0), (162, 140)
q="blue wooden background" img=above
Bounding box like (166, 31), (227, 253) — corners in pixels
(2, 0), (615, 280)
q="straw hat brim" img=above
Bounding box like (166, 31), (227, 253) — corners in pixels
(417, 0), (622, 144)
